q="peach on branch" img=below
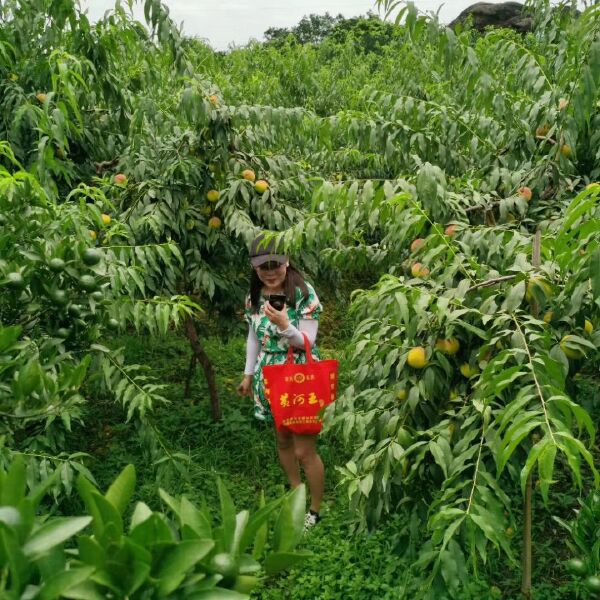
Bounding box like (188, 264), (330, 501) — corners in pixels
(410, 238), (425, 252)
(518, 186), (532, 202)
(444, 224), (457, 237)
(254, 180), (269, 194)
(411, 263), (430, 278)
(407, 347), (427, 369)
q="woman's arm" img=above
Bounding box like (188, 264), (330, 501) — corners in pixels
(277, 319), (318, 349)
(244, 326), (260, 375)
(238, 326), (258, 397)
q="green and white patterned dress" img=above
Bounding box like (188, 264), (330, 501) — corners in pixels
(245, 282), (322, 422)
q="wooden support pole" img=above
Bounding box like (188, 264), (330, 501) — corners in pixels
(522, 228), (541, 599)
(522, 473), (533, 598)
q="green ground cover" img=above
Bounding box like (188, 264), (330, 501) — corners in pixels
(63, 325), (599, 599)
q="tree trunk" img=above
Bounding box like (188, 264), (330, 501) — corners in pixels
(184, 353), (196, 399)
(183, 316), (221, 421)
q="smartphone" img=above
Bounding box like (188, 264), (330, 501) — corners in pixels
(268, 294), (287, 311)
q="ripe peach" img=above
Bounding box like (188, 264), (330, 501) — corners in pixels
(410, 238), (425, 252)
(254, 180), (269, 194)
(411, 263), (430, 278)
(518, 186), (532, 202)
(444, 224), (457, 237)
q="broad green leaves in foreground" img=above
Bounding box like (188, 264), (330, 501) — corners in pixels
(0, 459), (310, 598)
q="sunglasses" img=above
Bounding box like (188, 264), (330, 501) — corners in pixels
(256, 261), (286, 271)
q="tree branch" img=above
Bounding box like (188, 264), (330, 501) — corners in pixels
(467, 274), (517, 292)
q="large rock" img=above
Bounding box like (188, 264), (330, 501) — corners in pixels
(449, 2), (533, 33)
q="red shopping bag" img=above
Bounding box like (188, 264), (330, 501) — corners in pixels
(263, 334), (339, 434)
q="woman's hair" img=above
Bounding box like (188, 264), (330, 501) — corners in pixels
(250, 263), (309, 312)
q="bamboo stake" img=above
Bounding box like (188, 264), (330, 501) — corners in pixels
(522, 228), (541, 599)
(522, 475), (533, 598)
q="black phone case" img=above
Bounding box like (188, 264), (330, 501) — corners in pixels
(268, 294), (287, 310)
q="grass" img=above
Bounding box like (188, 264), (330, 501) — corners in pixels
(65, 318), (600, 599)
(72, 332), (294, 505)
(67, 324), (424, 598)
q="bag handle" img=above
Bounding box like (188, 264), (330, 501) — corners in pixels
(285, 332), (314, 364)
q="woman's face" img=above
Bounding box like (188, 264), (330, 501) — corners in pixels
(255, 261), (288, 290)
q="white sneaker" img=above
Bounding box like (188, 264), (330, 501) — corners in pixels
(304, 511), (321, 532)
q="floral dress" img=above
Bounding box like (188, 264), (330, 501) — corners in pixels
(245, 282), (322, 422)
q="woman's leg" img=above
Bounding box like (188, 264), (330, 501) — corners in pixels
(275, 427), (302, 488)
(293, 434), (324, 513)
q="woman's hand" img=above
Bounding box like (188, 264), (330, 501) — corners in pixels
(236, 374), (253, 397)
(264, 301), (290, 330)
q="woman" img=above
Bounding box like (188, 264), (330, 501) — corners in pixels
(237, 232), (324, 530)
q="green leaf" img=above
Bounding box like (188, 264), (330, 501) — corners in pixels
(90, 492), (123, 541)
(78, 535), (105, 569)
(23, 517), (92, 558)
(158, 487), (181, 518)
(359, 473), (374, 497)
(233, 574), (260, 593)
(497, 391), (536, 434)
(502, 280), (525, 312)
(130, 513), (174, 546)
(180, 496), (212, 539)
(239, 492), (281, 559)
(497, 413), (542, 475)
(38, 566), (96, 600)
(547, 395), (595, 442)
(76, 477), (104, 538)
(217, 478), (237, 552)
(556, 432), (600, 487)
(129, 502), (153, 531)
(0, 325), (22, 352)
(264, 551), (313, 576)
(36, 545), (66, 582)
(157, 539), (215, 595)
(395, 292), (409, 324)
(16, 359), (43, 397)
(478, 365), (524, 399)
(0, 525), (28, 592)
(563, 193), (597, 230)
(429, 441), (449, 479)
(591, 247), (600, 299)
(124, 559), (151, 596)
(231, 510), (249, 557)
(105, 464), (136, 515)
(538, 442), (557, 504)
(188, 589), (249, 599)
(440, 515), (465, 553)
(238, 554), (261, 575)
(2, 456), (26, 506)
(520, 438), (547, 495)
(61, 580), (105, 600)
(0, 507), (21, 528)
(469, 504), (504, 549)
(29, 468), (61, 511)
(273, 484), (306, 553)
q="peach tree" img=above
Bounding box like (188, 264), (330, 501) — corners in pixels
(225, 1), (600, 596)
(0, 0), (203, 495)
